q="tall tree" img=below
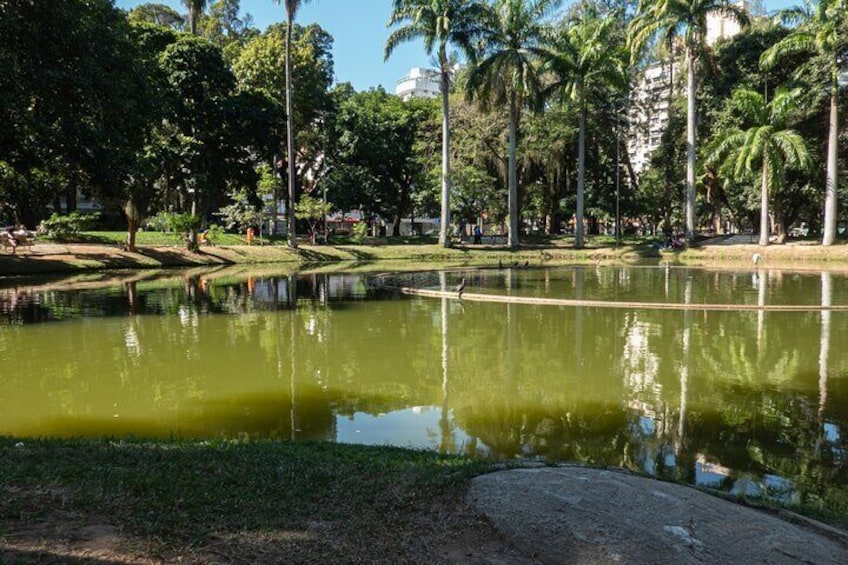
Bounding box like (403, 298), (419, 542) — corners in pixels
(182, 0), (207, 35)
(709, 87), (810, 246)
(466, 0), (560, 250)
(128, 3), (186, 29)
(545, 6), (627, 247)
(761, 0), (847, 246)
(385, 0), (488, 247)
(628, 0), (749, 244)
(327, 89), (430, 235)
(273, 0), (313, 248)
(232, 22), (333, 232)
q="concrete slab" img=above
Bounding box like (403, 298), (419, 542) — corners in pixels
(468, 467), (848, 564)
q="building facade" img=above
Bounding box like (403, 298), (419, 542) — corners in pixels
(395, 67), (441, 101)
(627, 1), (754, 176)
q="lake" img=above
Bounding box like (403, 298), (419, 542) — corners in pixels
(1, 264), (847, 513)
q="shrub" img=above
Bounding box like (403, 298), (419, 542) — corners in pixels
(351, 221), (368, 243)
(143, 211), (173, 232)
(37, 212), (101, 241)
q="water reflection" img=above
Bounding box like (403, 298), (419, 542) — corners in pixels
(1, 266), (848, 515)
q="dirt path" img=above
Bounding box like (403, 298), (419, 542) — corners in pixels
(469, 467), (848, 564)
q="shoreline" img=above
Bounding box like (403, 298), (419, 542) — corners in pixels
(1, 239), (846, 277)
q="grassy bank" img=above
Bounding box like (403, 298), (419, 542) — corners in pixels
(2, 231), (847, 278)
(0, 438), (498, 563)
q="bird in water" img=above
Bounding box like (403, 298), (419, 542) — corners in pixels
(455, 277), (466, 298)
(752, 253), (762, 265)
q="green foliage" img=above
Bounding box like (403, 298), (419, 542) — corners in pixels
(351, 221), (368, 242)
(216, 187), (266, 232)
(325, 89), (431, 234)
(231, 22), (333, 132)
(37, 212), (102, 241)
(166, 212), (202, 235)
(144, 211), (175, 232)
(204, 223), (224, 244)
(295, 194), (332, 243)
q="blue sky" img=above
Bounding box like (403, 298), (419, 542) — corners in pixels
(115, 0), (799, 93)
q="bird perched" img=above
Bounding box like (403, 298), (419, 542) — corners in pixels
(498, 258), (503, 269)
(524, 260), (530, 268)
(455, 277), (466, 298)
(752, 253), (762, 265)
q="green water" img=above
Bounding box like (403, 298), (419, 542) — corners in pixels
(2, 265), (847, 511)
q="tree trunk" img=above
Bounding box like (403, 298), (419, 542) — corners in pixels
(507, 94), (519, 250)
(685, 48), (697, 244)
(285, 14), (298, 249)
(576, 96), (586, 248)
(823, 75), (838, 246)
(774, 212), (787, 244)
(439, 46), (451, 248)
(124, 198), (141, 252)
(759, 161), (769, 246)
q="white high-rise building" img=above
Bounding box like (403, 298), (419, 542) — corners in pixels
(628, 1), (752, 176)
(395, 67), (441, 101)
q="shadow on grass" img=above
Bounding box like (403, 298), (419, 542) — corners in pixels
(0, 547), (126, 565)
(137, 247), (231, 266)
(297, 248), (350, 261)
(341, 247), (377, 260)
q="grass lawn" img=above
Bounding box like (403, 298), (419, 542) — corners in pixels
(0, 438), (500, 563)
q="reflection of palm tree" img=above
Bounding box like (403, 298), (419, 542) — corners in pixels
(819, 272), (832, 421)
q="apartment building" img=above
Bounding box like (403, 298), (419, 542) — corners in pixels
(628, 0), (755, 176)
(395, 67), (441, 101)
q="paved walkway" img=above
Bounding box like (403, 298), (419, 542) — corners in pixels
(468, 467), (848, 564)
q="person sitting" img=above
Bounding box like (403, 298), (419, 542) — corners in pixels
(3, 227), (18, 253)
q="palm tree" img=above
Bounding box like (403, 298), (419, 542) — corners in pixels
(385, 0), (488, 248)
(628, 0), (749, 244)
(709, 87), (810, 246)
(273, 0), (314, 249)
(544, 8), (627, 248)
(761, 0), (847, 246)
(182, 0), (207, 35)
(465, 0), (560, 250)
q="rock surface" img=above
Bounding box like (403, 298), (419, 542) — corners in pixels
(468, 467), (848, 564)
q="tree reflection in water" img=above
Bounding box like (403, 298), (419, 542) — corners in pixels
(2, 266), (848, 515)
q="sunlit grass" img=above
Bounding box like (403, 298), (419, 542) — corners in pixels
(0, 438), (489, 545)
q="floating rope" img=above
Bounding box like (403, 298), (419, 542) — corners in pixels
(391, 286), (848, 312)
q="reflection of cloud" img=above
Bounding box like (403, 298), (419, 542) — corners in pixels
(623, 317), (662, 422)
(695, 453), (730, 488)
(124, 324), (141, 359)
(336, 407), (473, 453)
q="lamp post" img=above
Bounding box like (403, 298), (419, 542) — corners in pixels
(615, 114), (621, 248)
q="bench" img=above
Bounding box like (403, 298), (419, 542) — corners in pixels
(1, 232), (35, 253)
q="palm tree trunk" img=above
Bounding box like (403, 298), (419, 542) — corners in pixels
(285, 13), (298, 249)
(508, 94), (519, 250)
(823, 77), (838, 246)
(685, 48), (697, 244)
(439, 48), (451, 248)
(759, 161), (769, 246)
(576, 96), (586, 248)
